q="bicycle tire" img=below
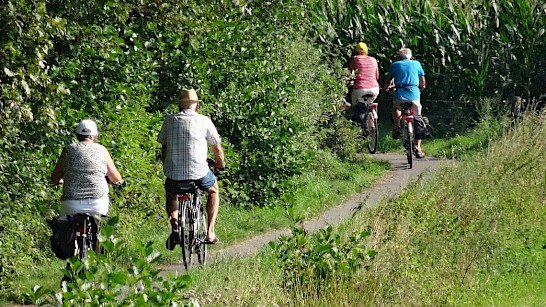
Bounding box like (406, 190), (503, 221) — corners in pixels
(196, 199), (207, 265)
(179, 202), (190, 270)
(367, 115), (378, 154)
(405, 123), (414, 169)
(77, 217), (93, 262)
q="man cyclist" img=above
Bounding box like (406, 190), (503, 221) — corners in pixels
(383, 48), (427, 158)
(157, 88), (225, 250)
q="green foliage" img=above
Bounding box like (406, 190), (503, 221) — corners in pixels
(1, 0), (544, 302)
(318, 112), (362, 161)
(22, 217), (194, 306)
(308, 0), (545, 100)
(270, 224), (376, 294)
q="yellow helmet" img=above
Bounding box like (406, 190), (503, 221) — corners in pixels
(356, 42), (368, 54)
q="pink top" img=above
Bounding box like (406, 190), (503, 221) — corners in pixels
(349, 56), (379, 89)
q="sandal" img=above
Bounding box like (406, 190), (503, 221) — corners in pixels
(415, 149), (425, 159)
(204, 237), (220, 244)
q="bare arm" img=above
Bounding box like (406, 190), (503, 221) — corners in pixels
(419, 76), (426, 90)
(105, 151), (123, 184)
(161, 144), (167, 163)
(383, 78), (394, 91)
(51, 149), (66, 184)
(212, 143), (225, 169)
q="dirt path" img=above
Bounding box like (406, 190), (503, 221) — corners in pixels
(162, 153), (446, 273)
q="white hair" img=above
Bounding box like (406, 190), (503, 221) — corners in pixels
(399, 48), (412, 59)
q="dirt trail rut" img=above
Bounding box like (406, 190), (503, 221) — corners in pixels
(162, 153), (446, 274)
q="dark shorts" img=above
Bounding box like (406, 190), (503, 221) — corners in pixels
(164, 170), (216, 195)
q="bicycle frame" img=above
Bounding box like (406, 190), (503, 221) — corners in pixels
(74, 213), (97, 260)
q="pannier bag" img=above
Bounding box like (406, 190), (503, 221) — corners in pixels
(414, 115), (433, 140)
(49, 215), (76, 260)
(352, 101), (369, 125)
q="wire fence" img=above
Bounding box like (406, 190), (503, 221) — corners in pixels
(373, 95), (482, 138)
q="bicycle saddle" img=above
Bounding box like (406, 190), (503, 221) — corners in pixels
(175, 180), (197, 194)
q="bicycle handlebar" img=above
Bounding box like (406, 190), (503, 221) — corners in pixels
(207, 158), (225, 171)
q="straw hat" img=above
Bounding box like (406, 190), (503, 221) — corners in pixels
(179, 88), (202, 103)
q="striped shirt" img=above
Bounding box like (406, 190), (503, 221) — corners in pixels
(349, 56), (379, 89)
(157, 109), (221, 180)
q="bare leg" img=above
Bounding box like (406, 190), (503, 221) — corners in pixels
(392, 108), (402, 129)
(165, 190), (178, 232)
(205, 182), (220, 240)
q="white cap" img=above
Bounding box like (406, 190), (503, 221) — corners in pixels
(75, 119), (99, 136)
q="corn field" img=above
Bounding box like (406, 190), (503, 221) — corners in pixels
(308, 0), (545, 101)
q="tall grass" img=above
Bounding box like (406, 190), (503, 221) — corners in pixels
(353, 111), (546, 305)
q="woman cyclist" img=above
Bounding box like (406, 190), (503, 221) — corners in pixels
(51, 119), (123, 216)
(348, 42), (380, 109)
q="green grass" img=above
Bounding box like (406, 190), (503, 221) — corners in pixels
(461, 272), (546, 306)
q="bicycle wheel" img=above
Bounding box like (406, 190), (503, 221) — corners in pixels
(195, 198), (207, 265)
(77, 235), (87, 261)
(366, 114), (378, 154)
(77, 217), (92, 261)
(404, 123), (414, 169)
(179, 202), (191, 270)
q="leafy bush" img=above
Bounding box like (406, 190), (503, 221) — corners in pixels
(270, 224), (376, 294)
(22, 217), (194, 306)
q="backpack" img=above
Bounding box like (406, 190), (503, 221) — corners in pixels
(49, 215), (76, 260)
(414, 115), (433, 140)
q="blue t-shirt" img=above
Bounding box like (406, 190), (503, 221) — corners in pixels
(387, 59), (425, 100)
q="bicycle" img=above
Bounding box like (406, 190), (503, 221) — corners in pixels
(399, 101), (416, 169)
(353, 94), (379, 154)
(173, 179), (208, 270)
(169, 159), (222, 270)
(73, 213), (103, 261)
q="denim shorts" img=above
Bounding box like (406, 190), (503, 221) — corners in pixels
(165, 170), (217, 195)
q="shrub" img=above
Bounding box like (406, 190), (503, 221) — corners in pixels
(270, 224), (376, 295)
(22, 217), (194, 306)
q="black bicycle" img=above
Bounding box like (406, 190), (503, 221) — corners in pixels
(174, 180), (207, 270)
(354, 94), (379, 154)
(400, 101), (416, 169)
